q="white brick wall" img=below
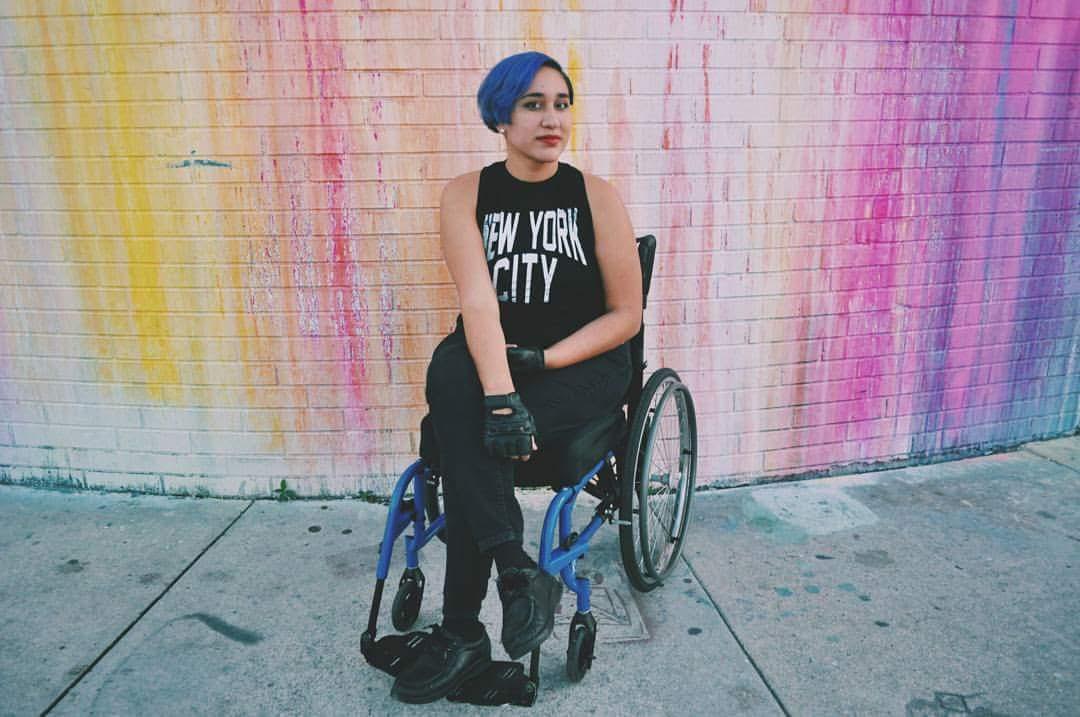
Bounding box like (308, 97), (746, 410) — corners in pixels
(0, 2), (1076, 497)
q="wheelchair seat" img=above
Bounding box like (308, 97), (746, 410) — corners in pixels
(511, 410), (624, 489)
(420, 410), (624, 490)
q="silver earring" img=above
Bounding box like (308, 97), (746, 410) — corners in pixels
(498, 128), (506, 134)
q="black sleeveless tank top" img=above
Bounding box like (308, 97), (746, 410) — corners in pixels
(473, 161), (606, 348)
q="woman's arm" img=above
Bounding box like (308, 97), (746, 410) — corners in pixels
(542, 174), (643, 370)
(439, 172), (516, 396)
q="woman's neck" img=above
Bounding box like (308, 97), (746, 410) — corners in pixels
(504, 154), (559, 183)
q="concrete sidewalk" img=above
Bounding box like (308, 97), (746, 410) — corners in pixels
(2, 437), (1077, 716)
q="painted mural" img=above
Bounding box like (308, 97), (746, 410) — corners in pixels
(0, 1), (1076, 496)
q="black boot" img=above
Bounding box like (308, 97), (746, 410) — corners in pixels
(496, 567), (563, 660)
(390, 625), (491, 704)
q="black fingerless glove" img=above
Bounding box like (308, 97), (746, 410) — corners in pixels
(506, 346), (545, 374)
(482, 393), (537, 459)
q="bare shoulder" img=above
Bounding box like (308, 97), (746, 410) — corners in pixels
(583, 171), (617, 199)
(582, 171), (630, 223)
(441, 170), (481, 207)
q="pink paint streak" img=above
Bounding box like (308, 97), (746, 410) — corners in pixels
(296, 2), (371, 416)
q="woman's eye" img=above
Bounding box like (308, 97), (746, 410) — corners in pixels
(556, 102), (570, 110)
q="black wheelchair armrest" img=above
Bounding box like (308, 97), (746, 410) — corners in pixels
(419, 414), (440, 471)
(637, 234), (657, 309)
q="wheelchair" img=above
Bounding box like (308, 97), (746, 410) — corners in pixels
(361, 235), (698, 706)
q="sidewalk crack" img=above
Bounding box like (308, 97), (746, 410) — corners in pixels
(681, 555), (793, 717)
(1022, 446), (1080, 475)
(40, 500), (256, 716)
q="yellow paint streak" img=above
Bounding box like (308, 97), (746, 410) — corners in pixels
(567, 45), (584, 154)
(32, 17), (108, 369)
(99, 11), (180, 400)
(34, 9), (185, 401)
(522, 5), (546, 52)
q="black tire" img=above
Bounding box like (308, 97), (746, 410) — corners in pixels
(619, 369), (675, 593)
(565, 622), (596, 683)
(638, 374), (697, 580)
(423, 472), (446, 544)
(619, 368), (697, 592)
(391, 569), (425, 631)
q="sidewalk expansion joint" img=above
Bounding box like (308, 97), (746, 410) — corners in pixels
(681, 555), (793, 717)
(1023, 447), (1080, 476)
(40, 500), (256, 716)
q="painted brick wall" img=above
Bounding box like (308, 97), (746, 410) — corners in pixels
(0, 0), (1077, 497)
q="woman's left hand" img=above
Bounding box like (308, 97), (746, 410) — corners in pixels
(506, 346), (545, 374)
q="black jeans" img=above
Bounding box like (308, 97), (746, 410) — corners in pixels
(425, 327), (631, 624)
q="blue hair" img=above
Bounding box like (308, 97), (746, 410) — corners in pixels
(477, 51), (574, 133)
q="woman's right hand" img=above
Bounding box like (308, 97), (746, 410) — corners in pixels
(482, 393), (537, 461)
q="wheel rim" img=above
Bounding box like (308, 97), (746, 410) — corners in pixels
(638, 382), (696, 579)
(627, 417), (651, 586)
(619, 368), (697, 592)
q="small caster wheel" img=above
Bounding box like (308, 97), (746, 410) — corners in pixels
(519, 679), (537, 706)
(391, 567), (425, 631)
(565, 611), (597, 682)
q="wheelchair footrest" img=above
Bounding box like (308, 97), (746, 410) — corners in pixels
(363, 631), (537, 707)
(448, 661), (536, 707)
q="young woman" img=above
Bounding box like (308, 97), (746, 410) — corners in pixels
(392, 51), (642, 704)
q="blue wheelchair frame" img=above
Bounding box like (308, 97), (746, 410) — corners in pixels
(374, 460), (444, 581)
(372, 451), (615, 621)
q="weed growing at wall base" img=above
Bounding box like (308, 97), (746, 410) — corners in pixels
(273, 479), (299, 502)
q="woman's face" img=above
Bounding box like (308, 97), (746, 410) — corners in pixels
(498, 66), (572, 167)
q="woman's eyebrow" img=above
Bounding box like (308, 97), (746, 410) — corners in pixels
(519, 92), (571, 99)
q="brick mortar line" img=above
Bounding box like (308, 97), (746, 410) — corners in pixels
(0, 9), (1055, 16)
(4, 89), (1068, 104)
(2, 118), (1070, 128)
(3, 175), (1073, 188)
(39, 499), (256, 716)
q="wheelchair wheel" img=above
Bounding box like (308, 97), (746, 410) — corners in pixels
(391, 567), (425, 631)
(565, 611), (597, 683)
(619, 368), (697, 592)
